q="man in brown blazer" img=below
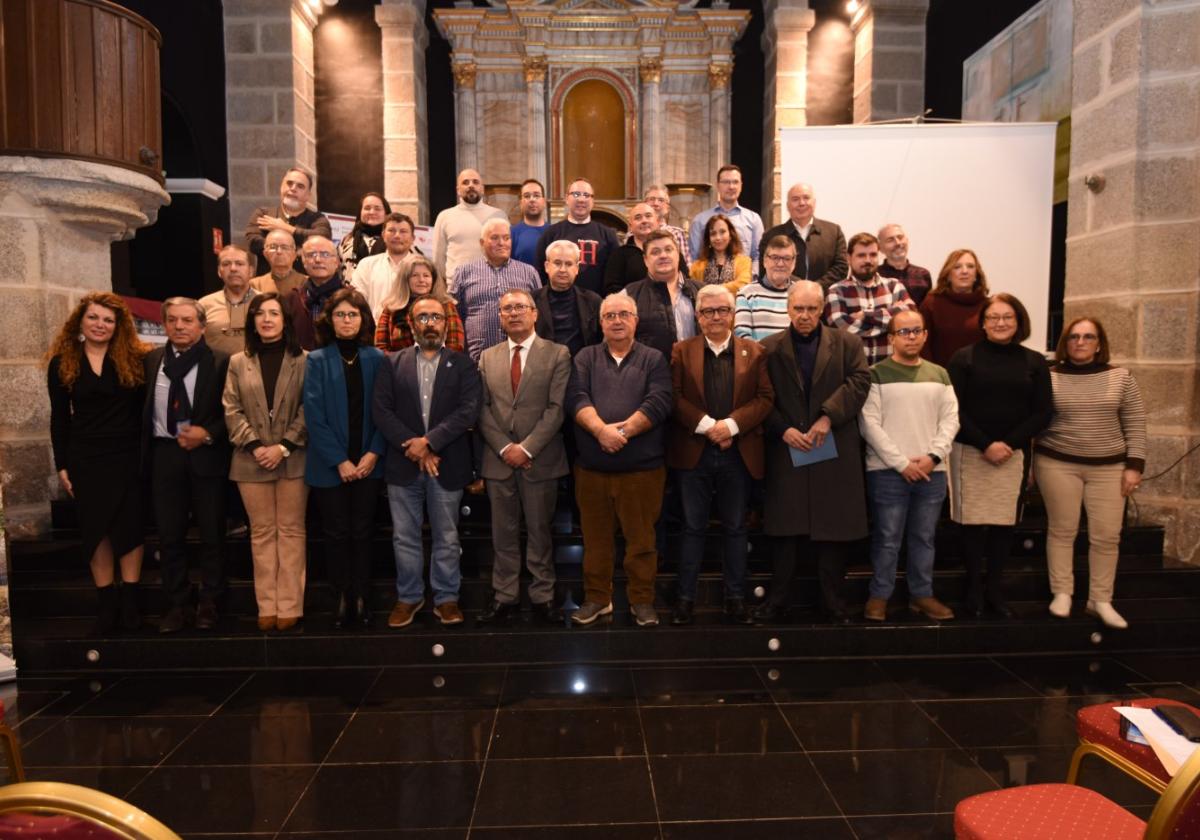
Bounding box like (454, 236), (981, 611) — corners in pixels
(477, 288), (573, 624)
(668, 285), (774, 625)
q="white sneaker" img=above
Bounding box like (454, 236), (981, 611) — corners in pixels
(1087, 600), (1128, 629)
(1049, 593), (1072, 618)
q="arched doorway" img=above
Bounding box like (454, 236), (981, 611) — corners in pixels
(561, 79), (626, 200)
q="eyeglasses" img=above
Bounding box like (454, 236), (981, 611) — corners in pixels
(332, 311), (361, 320)
(984, 313), (1016, 323)
(765, 254), (795, 264)
(414, 313), (445, 325)
(600, 311), (636, 322)
(265, 244), (295, 253)
(500, 304), (532, 314)
(568, 191), (594, 199)
(1067, 333), (1098, 342)
(894, 327), (926, 338)
(698, 306), (733, 319)
(303, 251), (335, 261)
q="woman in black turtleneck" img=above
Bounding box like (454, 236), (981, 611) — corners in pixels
(337, 192), (392, 276)
(947, 293), (1052, 618)
(223, 292), (309, 632)
(303, 289), (387, 629)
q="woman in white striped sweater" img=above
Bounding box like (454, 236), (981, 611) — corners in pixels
(1033, 317), (1146, 629)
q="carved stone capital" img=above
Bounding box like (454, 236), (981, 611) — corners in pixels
(639, 57), (663, 85)
(452, 61), (477, 89)
(708, 62), (732, 90)
(523, 56), (548, 83)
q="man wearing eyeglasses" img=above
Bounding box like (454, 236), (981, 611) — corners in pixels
(734, 235), (798, 342)
(510, 178), (549, 268)
(858, 309), (959, 623)
(688, 164), (764, 275)
(667, 285), (774, 625)
(534, 178), (619, 295)
(825, 232), (915, 366)
(243, 167), (331, 274)
(431, 169), (507, 293)
(566, 292), (672, 627)
(476, 289), (572, 625)
(252, 230), (307, 300)
(533, 239), (602, 357)
(289, 236), (348, 350)
(372, 295), (482, 628)
(454, 218), (541, 362)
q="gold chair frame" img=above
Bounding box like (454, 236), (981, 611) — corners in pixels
(1145, 747), (1200, 839)
(1067, 738), (1170, 794)
(0, 721), (24, 783)
(0, 782), (182, 840)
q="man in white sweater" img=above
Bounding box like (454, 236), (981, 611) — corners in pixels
(432, 169), (507, 293)
(858, 308), (959, 623)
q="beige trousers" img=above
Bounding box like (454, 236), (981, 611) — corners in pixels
(239, 478), (309, 618)
(1034, 455), (1125, 603)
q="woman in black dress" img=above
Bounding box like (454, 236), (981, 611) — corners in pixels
(47, 292), (150, 632)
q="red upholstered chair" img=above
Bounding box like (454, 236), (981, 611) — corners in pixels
(1069, 698), (1200, 794)
(0, 782), (182, 839)
(0, 701), (25, 783)
(954, 746), (1200, 840)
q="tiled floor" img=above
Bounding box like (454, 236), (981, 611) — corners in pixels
(2, 653), (1195, 839)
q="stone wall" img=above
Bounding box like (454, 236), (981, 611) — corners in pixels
(1066, 0), (1200, 564)
(852, 0), (930, 124)
(224, 0), (319, 243)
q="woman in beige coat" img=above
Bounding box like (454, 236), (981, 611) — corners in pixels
(223, 292), (308, 631)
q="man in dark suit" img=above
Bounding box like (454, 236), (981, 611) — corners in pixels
(143, 297), (232, 633)
(754, 281), (871, 624)
(533, 239), (602, 356)
(759, 182), (848, 290)
(476, 289), (572, 625)
(667, 285), (774, 625)
(372, 295), (482, 628)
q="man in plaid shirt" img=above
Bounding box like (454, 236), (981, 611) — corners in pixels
(824, 232), (914, 366)
(455, 218), (542, 362)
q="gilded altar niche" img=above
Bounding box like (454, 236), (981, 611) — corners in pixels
(433, 0), (747, 225)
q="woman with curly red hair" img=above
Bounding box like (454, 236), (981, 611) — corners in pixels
(47, 292), (150, 633)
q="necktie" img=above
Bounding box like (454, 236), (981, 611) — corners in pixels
(510, 344), (522, 396)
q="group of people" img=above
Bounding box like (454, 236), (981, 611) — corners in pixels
(45, 163), (1147, 635)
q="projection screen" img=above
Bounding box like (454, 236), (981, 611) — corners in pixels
(779, 122), (1058, 350)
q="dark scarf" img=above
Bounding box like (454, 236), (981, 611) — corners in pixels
(304, 273), (345, 323)
(164, 338), (206, 435)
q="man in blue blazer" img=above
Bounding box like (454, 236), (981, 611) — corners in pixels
(372, 295), (482, 628)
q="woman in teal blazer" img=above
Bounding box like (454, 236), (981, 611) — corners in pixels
(304, 288), (387, 629)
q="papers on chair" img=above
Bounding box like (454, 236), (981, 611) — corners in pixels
(1116, 706), (1200, 776)
(789, 435), (838, 467)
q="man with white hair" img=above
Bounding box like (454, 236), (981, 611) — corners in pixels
(431, 168), (507, 291)
(759, 182), (847, 289)
(643, 184), (691, 266)
(534, 239), (602, 356)
(454, 217), (541, 361)
(667, 285), (774, 625)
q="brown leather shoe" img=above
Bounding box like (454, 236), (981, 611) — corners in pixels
(257, 615), (276, 632)
(434, 601), (464, 625)
(910, 596), (955, 621)
(864, 597), (888, 622)
(388, 598), (424, 629)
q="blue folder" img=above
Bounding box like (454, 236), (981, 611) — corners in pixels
(789, 434), (838, 467)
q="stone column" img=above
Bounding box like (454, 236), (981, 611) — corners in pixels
(850, 0), (930, 124)
(1065, 0), (1200, 565)
(760, 0), (815, 226)
(223, 0), (318, 235)
(0, 157), (168, 536)
(376, 0), (430, 222)
(708, 62), (733, 180)
(524, 57), (549, 191)
(452, 61), (479, 176)
(639, 58), (664, 192)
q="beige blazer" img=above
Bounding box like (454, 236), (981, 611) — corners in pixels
(223, 350), (308, 482)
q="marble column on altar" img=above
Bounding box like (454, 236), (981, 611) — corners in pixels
(453, 61), (479, 175)
(708, 62), (732, 176)
(524, 57), (549, 191)
(639, 57), (663, 192)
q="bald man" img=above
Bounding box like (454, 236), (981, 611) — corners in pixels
(758, 182), (848, 290)
(603, 202), (688, 295)
(431, 168), (507, 293)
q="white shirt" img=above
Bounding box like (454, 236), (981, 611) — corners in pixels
(693, 333), (741, 438)
(152, 346), (200, 438)
(498, 333), (538, 460)
(352, 251), (414, 319)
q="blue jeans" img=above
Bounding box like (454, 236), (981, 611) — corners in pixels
(867, 470), (947, 600)
(387, 475), (463, 605)
(677, 446), (750, 600)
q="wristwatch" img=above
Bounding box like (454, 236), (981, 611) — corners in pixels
(928, 453), (941, 466)
(279, 444), (291, 458)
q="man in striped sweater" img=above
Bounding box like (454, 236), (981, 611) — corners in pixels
(858, 309), (960, 622)
(734, 235), (796, 342)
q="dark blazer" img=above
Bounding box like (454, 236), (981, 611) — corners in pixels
(668, 335), (774, 479)
(141, 343), (232, 478)
(303, 345), (388, 488)
(761, 326), (870, 541)
(371, 345), (482, 490)
(625, 276), (701, 360)
(533, 284), (602, 352)
(760, 217), (848, 290)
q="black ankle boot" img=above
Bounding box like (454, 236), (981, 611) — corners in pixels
(96, 585), (119, 635)
(333, 592), (349, 629)
(355, 596), (370, 629)
(119, 582), (141, 631)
